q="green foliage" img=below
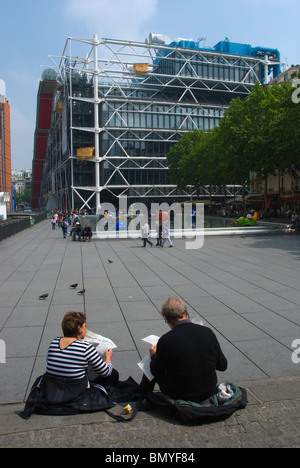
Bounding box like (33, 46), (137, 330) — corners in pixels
(14, 187), (31, 205)
(167, 80), (300, 207)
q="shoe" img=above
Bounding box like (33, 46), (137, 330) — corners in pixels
(169, 245), (173, 248)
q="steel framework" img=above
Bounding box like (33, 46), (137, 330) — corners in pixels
(38, 34), (280, 212)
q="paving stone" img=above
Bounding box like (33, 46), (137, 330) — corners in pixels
(0, 220), (300, 448)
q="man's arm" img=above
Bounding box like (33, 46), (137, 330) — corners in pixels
(149, 340), (168, 379)
(213, 333), (227, 371)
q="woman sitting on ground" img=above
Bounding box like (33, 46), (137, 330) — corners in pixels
(46, 311), (118, 386)
(19, 311), (118, 419)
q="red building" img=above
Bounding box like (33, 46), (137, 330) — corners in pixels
(31, 70), (58, 210)
(0, 82), (12, 212)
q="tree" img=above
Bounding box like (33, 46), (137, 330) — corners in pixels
(217, 97), (251, 206)
(245, 82), (300, 210)
(167, 130), (206, 199)
(167, 79), (300, 212)
(22, 188), (31, 204)
(198, 128), (224, 209)
(271, 82), (300, 195)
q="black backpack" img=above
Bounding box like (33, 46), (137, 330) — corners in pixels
(146, 382), (247, 425)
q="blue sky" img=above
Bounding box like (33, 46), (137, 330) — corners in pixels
(1, 0), (299, 170)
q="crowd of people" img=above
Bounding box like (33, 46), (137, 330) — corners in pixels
(50, 211), (93, 241)
(50, 209), (175, 247)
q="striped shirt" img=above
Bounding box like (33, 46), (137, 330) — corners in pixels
(46, 337), (112, 380)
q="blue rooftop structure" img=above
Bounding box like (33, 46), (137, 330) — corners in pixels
(154, 36), (281, 84)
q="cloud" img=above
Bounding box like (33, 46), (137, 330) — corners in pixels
(63, 0), (158, 40)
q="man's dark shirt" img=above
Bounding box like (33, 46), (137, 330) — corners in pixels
(150, 320), (227, 403)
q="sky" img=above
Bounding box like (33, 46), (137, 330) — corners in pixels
(0, 0), (299, 170)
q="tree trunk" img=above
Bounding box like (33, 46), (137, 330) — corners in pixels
(263, 178), (269, 213)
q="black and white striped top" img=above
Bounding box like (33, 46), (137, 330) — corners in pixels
(46, 337), (112, 380)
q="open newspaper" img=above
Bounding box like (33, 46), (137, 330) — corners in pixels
(137, 335), (160, 381)
(85, 329), (117, 358)
(137, 317), (204, 381)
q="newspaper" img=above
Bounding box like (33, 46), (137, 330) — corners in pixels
(137, 335), (160, 381)
(85, 329), (117, 357)
(137, 318), (203, 380)
(141, 335), (160, 346)
(137, 354), (155, 381)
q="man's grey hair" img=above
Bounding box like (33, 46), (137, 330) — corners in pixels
(161, 297), (189, 322)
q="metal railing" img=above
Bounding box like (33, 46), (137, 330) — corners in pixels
(0, 212), (47, 241)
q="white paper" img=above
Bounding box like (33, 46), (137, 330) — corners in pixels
(85, 329), (117, 357)
(137, 354), (155, 381)
(137, 335), (160, 380)
(141, 335), (160, 346)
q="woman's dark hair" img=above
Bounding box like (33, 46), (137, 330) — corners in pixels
(61, 311), (86, 337)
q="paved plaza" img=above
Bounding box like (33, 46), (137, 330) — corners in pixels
(0, 219), (300, 448)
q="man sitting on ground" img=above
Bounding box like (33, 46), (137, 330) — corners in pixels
(82, 225), (93, 242)
(72, 222), (82, 241)
(141, 297), (228, 403)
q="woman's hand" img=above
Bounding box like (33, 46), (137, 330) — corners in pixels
(105, 348), (113, 363)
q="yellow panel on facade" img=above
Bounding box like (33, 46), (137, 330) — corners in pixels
(133, 63), (148, 76)
(76, 147), (95, 159)
(55, 101), (62, 113)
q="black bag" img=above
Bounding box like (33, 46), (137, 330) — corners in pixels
(104, 376), (145, 422)
(146, 382), (248, 425)
(18, 373), (115, 420)
(106, 376), (145, 403)
(18, 374), (144, 423)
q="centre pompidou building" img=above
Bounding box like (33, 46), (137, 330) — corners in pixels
(31, 34), (280, 211)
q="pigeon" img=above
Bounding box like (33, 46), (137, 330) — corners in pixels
(77, 289), (85, 295)
(39, 293), (49, 300)
(108, 259), (113, 264)
(69, 283), (78, 289)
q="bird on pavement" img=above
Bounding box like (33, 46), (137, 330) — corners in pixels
(39, 293), (49, 300)
(69, 283), (78, 289)
(77, 289), (85, 295)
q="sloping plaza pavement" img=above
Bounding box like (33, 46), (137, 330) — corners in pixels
(0, 219), (300, 449)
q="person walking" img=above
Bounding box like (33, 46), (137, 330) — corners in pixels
(51, 216), (56, 230)
(161, 223), (173, 248)
(141, 220), (153, 247)
(62, 217), (68, 238)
